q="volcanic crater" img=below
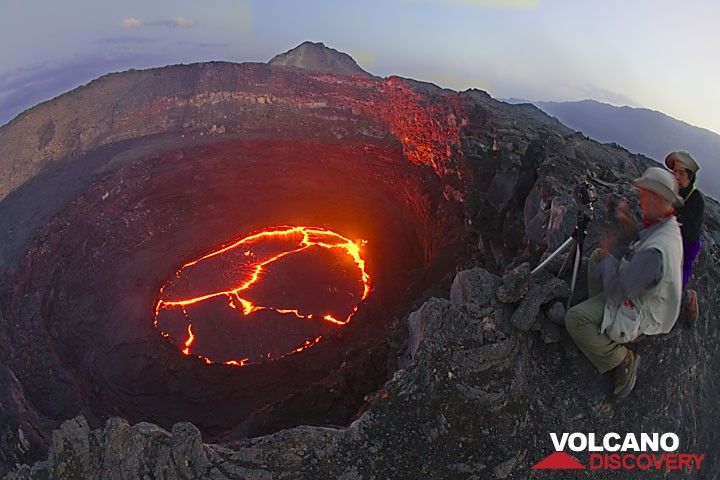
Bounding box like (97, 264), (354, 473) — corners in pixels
(0, 55), (469, 448)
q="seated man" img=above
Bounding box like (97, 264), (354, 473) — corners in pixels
(565, 167), (683, 400)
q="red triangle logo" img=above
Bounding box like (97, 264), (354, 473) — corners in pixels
(531, 451), (585, 470)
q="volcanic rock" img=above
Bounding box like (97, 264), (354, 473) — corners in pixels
(539, 318), (563, 344)
(522, 185), (548, 246)
(496, 262), (531, 303)
(510, 278), (570, 331)
(545, 194), (578, 251)
(545, 300), (565, 325)
(449, 267), (501, 315)
(486, 167), (519, 213)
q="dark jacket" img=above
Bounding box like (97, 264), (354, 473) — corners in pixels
(678, 186), (705, 242)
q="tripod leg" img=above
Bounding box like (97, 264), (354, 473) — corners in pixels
(531, 236), (574, 275)
(567, 241), (584, 307)
(557, 239), (577, 278)
(570, 242), (582, 294)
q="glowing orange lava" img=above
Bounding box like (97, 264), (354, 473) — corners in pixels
(153, 226), (370, 366)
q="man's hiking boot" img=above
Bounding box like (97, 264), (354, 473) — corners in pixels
(685, 289), (699, 324)
(678, 289), (699, 325)
(613, 350), (640, 400)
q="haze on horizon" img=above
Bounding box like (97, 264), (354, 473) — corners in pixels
(1, 0), (718, 135)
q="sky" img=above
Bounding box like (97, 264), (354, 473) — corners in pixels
(1, 0), (718, 134)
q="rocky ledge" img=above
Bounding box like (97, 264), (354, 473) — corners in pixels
(6, 259), (719, 478)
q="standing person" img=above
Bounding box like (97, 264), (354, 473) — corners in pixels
(565, 168), (683, 400)
(665, 151), (704, 323)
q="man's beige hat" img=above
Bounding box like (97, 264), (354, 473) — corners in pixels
(632, 167), (683, 207)
(665, 151), (699, 175)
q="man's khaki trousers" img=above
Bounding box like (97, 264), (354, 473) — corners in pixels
(565, 249), (628, 373)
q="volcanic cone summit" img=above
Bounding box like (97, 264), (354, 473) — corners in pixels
(268, 40), (372, 76)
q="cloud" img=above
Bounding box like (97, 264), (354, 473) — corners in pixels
(171, 16), (195, 28)
(121, 17), (141, 29)
(120, 16), (197, 30)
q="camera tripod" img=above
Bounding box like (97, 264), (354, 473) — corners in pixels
(531, 181), (597, 306)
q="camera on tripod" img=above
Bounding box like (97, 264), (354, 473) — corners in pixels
(531, 179), (598, 305)
(574, 180), (597, 207)
(573, 180), (597, 240)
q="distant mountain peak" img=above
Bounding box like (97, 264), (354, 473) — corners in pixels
(268, 41), (371, 77)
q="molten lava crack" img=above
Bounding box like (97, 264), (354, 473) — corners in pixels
(153, 226), (370, 366)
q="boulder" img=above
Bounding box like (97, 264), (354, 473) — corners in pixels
(510, 278), (570, 331)
(450, 268), (501, 315)
(497, 262), (531, 303)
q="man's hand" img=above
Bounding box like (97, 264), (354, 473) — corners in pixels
(615, 200), (637, 239)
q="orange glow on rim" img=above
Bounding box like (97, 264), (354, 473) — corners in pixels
(153, 225), (371, 366)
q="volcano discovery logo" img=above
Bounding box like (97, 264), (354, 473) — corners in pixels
(531, 432), (705, 473)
